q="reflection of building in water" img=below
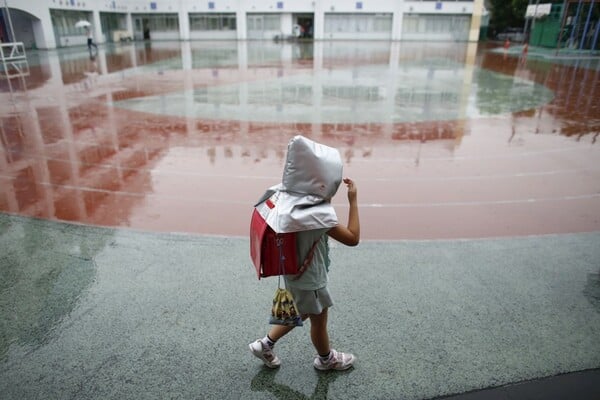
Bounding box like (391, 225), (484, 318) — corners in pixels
(10, 38), (596, 225)
(480, 49), (599, 144)
(0, 102), (171, 225)
(118, 41), (480, 133)
(543, 59), (599, 142)
(21, 41), (479, 173)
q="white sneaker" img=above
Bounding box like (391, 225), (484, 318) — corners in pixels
(249, 340), (281, 368)
(313, 349), (355, 371)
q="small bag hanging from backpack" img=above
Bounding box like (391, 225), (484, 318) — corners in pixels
(270, 287), (303, 326)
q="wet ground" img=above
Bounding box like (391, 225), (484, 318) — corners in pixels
(1, 40), (600, 399)
(1, 40), (598, 240)
(1, 213), (599, 400)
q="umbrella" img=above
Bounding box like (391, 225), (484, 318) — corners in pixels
(75, 20), (91, 28)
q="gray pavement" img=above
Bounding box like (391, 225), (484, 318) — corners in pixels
(1, 213), (599, 399)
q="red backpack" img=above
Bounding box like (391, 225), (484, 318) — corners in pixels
(250, 200), (319, 280)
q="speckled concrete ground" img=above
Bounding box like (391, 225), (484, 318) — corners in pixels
(1, 213), (599, 399)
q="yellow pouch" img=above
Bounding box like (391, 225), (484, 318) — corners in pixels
(269, 288), (303, 327)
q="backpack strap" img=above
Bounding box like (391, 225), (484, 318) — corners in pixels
(291, 235), (323, 280)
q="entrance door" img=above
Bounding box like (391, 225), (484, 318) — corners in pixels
(132, 17), (151, 40)
(143, 19), (150, 40)
(247, 14), (263, 39)
(294, 14), (314, 39)
(134, 17), (143, 40)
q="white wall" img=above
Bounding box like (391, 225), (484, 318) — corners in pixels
(281, 13), (293, 37)
(3, 1), (56, 48)
(58, 35), (87, 47)
(178, 10), (189, 40)
(404, 1), (473, 14)
(320, 0), (399, 13)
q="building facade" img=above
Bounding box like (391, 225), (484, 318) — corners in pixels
(1, 0), (484, 49)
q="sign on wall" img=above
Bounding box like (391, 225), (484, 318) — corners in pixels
(525, 3), (552, 18)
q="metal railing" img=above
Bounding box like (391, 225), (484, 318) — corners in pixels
(0, 42), (29, 79)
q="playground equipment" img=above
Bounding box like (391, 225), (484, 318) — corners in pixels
(1, 1), (29, 94)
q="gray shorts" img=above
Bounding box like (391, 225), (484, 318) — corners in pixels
(287, 286), (334, 315)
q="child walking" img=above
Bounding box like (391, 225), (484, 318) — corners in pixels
(249, 136), (360, 371)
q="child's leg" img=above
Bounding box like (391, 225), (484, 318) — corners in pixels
(250, 316), (307, 367)
(309, 308), (355, 370)
(308, 308), (330, 356)
(267, 324), (295, 341)
(267, 314), (309, 341)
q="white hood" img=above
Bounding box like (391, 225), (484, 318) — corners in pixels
(255, 136), (343, 233)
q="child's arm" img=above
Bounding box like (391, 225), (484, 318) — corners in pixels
(328, 178), (360, 246)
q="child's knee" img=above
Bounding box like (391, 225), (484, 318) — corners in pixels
(308, 309), (328, 324)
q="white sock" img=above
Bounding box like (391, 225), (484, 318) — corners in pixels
(319, 351), (332, 362)
(261, 335), (276, 349)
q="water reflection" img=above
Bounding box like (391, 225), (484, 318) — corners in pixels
(6, 41), (596, 140)
(480, 45), (600, 142)
(114, 62), (553, 124)
(0, 40), (598, 239)
(250, 367), (347, 400)
(0, 216), (105, 359)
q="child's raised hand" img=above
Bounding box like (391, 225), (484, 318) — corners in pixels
(328, 178), (360, 245)
(343, 178), (357, 202)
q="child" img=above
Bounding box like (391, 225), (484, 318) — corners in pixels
(249, 136), (360, 371)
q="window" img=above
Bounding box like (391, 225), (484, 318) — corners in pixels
(325, 14), (392, 33)
(190, 13), (237, 31)
(403, 14), (470, 38)
(264, 15), (281, 30)
(133, 14), (179, 31)
(50, 9), (91, 37)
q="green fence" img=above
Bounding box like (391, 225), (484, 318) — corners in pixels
(530, 3), (563, 48)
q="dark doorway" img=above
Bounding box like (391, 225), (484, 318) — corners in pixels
(0, 9), (9, 42)
(295, 14), (314, 39)
(143, 19), (150, 40)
